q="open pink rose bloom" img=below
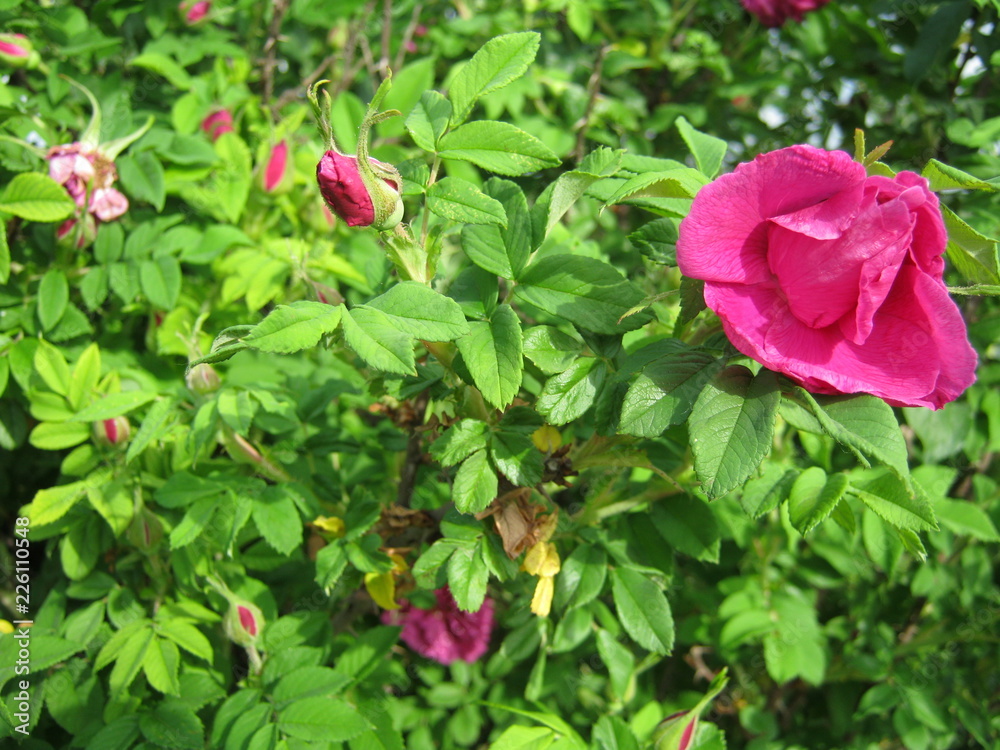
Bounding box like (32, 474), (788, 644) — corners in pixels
(740, 0), (831, 27)
(382, 587), (494, 665)
(677, 145), (976, 409)
(48, 143), (129, 223)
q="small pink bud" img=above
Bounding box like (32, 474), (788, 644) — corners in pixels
(653, 711), (697, 750)
(181, 0), (211, 24)
(0, 33), (35, 68)
(224, 599), (264, 646)
(414, 24), (428, 37)
(316, 150), (403, 230)
(202, 109), (234, 142)
(405, 40), (418, 54)
(262, 139), (290, 193)
(93, 416), (131, 447)
(185, 363), (221, 394)
(56, 215), (97, 250)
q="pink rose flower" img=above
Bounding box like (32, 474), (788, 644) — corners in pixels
(47, 142), (131, 226)
(677, 145), (976, 409)
(316, 150), (402, 228)
(740, 0), (831, 27)
(202, 109), (234, 142)
(90, 187), (129, 221)
(382, 587), (494, 665)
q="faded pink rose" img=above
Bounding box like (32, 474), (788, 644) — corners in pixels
(382, 587), (494, 665)
(740, 0), (831, 27)
(202, 109), (234, 142)
(677, 145), (976, 409)
(48, 143), (130, 225)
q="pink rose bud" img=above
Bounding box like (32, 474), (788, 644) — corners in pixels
(185, 363), (221, 394)
(653, 711), (697, 750)
(181, 0), (211, 24)
(56, 214), (97, 250)
(404, 40), (418, 54)
(381, 587), (494, 665)
(316, 150), (403, 230)
(740, 0), (831, 27)
(677, 145), (977, 409)
(224, 599), (264, 646)
(93, 416), (131, 447)
(414, 24), (428, 37)
(262, 139), (291, 193)
(0, 33), (35, 68)
(126, 508), (164, 551)
(202, 109), (234, 142)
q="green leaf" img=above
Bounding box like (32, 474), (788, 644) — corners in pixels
(448, 32), (541, 125)
(244, 301), (343, 353)
(739, 466), (798, 519)
(592, 714), (640, 750)
(515, 255), (650, 334)
(25, 480), (87, 525)
(489, 726), (556, 750)
(426, 176), (507, 226)
(922, 159), (998, 192)
(109, 623), (154, 695)
(540, 151), (623, 239)
(38, 269), (69, 331)
(490, 430), (544, 486)
(941, 205), (1000, 285)
(0, 172), (75, 222)
(341, 306), (416, 375)
(452, 449), (498, 514)
(688, 367), (780, 499)
(850, 467), (937, 531)
(462, 179), (532, 279)
(68, 343), (101, 411)
(406, 90), (452, 151)
(29, 421), (91, 450)
(213, 132), (252, 223)
(117, 151), (166, 211)
(126, 398), (175, 462)
(252, 486), (303, 555)
(522, 326), (583, 375)
(788, 468), (849, 535)
(139, 699), (204, 749)
(365, 282), (470, 341)
(143, 637), (181, 696)
(628, 218), (678, 265)
(130, 52), (193, 89)
(0, 217), (9, 283)
(933, 498), (1000, 541)
(611, 567), (675, 654)
(438, 121), (560, 176)
(71, 391), (157, 421)
(140, 257), (182, 309)
(315, 543), (349, 591)
(618, 348), (724, 437)
(650, 494), (720, 563)
(457, 304), (523, 409)
(796, 390), (910, 484)
(430, 420), (491, 467)
(157, 620), (213, 663)
(169, 496), (219, 548)
(536, 358), (605, 425)
(553, 544), (607, 611)
(33, 339), (71, 395)
(675, 116), (727, 178)
(447, 543), (490, 612)
(603, 168), (709, 207)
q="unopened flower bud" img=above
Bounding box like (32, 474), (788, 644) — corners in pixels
(224, 599), (264, 647)
(56, 214), (97, 250)
(316, 151), (403, 230)
(653, 712), (698, 750)
(93, 416), (131, 447)
(180, 0), (211, 24)
(0, 33), (37, 68)
(262, 139), (292, 193)
(202, 109), (234, 142)
(186, 363), (221, 394)
(126, 507), (164, 551)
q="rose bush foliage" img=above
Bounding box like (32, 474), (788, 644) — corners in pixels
(1, 2), (999, 749)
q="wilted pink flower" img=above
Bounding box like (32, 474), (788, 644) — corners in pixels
(48, 143), (130, 223)
(316, 150), (402, 229)
(382, 587), (494, 665)
(677, 145), (976, 409)
(740, 0), (831, 27)
(263, 139), (290, 192)
(202, 109), (234, 142)
(181, 0), (211, 24)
